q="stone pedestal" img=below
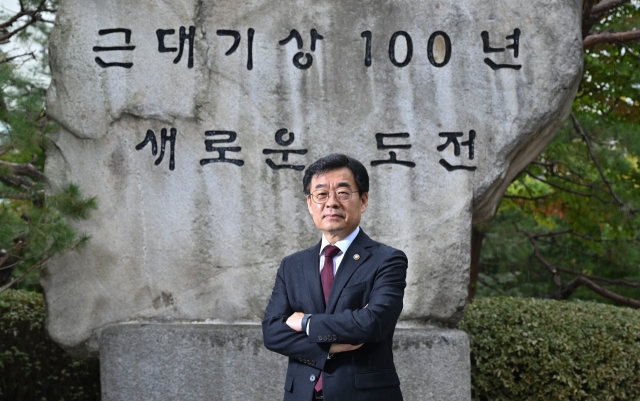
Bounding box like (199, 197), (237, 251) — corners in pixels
(100, 324), (470, 401)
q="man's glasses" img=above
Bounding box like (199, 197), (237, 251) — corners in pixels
(308, 189), (359, 204)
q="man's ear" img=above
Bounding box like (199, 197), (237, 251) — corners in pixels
(360, 192), (369, 213)
(306, 195), (314, 214)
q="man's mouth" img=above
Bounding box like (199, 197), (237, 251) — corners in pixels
(323, 214), (344, 219)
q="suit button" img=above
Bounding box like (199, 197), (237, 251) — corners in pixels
(310, 374), (316, 382)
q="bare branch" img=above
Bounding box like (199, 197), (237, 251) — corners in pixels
(0, 234), (88, 295)
(537, 238), (639, 283)
(549, 169), (595, 189)
(0, 51), (35, 64)
(0, 252), (53, 294)
(504, 194), (552, 201)
(518, 227), (564, 289)
(623, 46), (640, 61)
(520, 227), (640, 307)
(590, 0), (630, 18)
(0, 16), (38, 43)
(584, 29), (640, 48)
(0, 192), (35, 200)
(530, 229), (573, 239)
(544, 276), (585, 300)
(0, 0), (54, 44)
(532, 160), (587, 182)
(0, 160), (48, 183)
(574, 276), (640, 308)
(0, 6), (29, 30)
(531, 229), (617, 243)
(538, 237), (600, 259)
(0, 146), (13, 157)
(0, 174), (34, 189)
(0, 261), (20, 272)
(477, 276), (505, 295)
(604, 97), (620, 116)
(0, 241), (22, 269)
(532, 160), (612, 196)
(525, 169), (615, 205)
(570, 113), (638, 214)
(556, 265), (640, 289)
(582, 0), (596, 38)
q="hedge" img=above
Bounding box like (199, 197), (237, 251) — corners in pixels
(459, 297), (640, 401)
(0, 289), (100, 401)
(3, 291), (640, 400)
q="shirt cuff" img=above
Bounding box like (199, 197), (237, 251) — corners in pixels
(302, 314), (312, 335)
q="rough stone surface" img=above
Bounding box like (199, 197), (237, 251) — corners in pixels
(100, 324), (470, 401)
(44, 0), (583, 355)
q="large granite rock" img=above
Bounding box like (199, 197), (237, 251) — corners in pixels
(44, 0), (583, 355)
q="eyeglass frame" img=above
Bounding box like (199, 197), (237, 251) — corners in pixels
(307, 189), (360, 204)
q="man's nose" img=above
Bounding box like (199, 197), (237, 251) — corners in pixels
(324, 191), (341, 207)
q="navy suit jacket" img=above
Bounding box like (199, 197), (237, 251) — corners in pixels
(262, 230), (407, 401)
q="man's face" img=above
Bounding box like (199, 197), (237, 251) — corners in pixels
(306, 167), (368, 243)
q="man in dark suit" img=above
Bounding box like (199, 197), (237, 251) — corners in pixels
(263, 154), (407, 401)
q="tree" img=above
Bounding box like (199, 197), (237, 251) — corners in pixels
(0, 0), (95, 294)
(469, 0), (640, 307)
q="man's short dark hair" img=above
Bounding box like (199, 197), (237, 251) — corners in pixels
(303, 154), (370, 195)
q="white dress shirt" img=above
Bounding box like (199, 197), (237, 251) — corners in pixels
(306, 226), (360, 336)
(318, 226), (360, 275)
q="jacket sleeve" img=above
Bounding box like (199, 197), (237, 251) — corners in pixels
(262, 257), (331, 370)
(307, 249), (407, 345)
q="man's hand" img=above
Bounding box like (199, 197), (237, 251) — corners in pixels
(326, 306), (366, 351)
(329, 343), (364, 353)
(286, 312), (305, 332)
(287, 312), (363, 353)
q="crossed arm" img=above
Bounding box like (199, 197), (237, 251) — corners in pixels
(262, 249), (407, 366)
(286, 312), (364, 353)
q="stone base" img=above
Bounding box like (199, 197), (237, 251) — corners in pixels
(100, 324), (470, 401)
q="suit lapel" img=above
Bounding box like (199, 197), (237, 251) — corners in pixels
(325, 230), (373, 314)
(302, 241), (326, 315)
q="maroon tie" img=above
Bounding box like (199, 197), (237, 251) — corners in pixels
(316, 245), (341, 393)
(321, 245), (341, 305)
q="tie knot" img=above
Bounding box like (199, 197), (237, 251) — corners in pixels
(324, 245), (341, 259)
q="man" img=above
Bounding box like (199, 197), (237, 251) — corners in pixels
(262, 153), (407, 401)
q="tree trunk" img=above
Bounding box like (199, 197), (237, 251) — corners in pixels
(467, 225), (484, 303)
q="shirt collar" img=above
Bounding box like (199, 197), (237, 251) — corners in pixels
(319, 226), (360, 256)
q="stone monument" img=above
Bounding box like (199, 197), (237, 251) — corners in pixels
(43, 0), (583, 399)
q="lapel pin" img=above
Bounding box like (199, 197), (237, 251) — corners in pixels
(353, 254), (360, 260)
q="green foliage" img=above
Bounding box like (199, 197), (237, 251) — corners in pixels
(476, 2), (640, 304)
(477, 115), (640, 301)
(460, 297), (640, 401)
(579, 2), (640, 121)
(0, 0), (95, 293)
(0, 289), (100, 401)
